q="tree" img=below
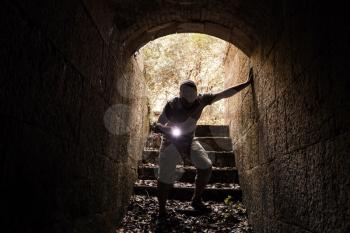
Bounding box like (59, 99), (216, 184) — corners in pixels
(140, 33), (229, 124)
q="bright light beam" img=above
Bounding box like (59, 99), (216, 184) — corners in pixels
(171, 127), (181, 137)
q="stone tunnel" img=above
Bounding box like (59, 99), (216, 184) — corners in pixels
(1, 0), (349, 232)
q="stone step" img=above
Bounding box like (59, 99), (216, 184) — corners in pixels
(195, 137), (233, 151)
(138, 165), (239, 183)
(195, 125), (230, 137)
(144, 137), (233, 152)
(142, 150), (235, 167)
(134, 180), (242, 202)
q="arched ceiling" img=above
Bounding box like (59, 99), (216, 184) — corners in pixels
(110, 0), (276, 56)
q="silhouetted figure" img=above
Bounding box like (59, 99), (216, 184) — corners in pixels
(152, 75), (253, 225)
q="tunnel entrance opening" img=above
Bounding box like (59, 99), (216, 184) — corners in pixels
(103, 18), (254, 231)
(140, 33), (229, 125)
(118, 33), (253, 231)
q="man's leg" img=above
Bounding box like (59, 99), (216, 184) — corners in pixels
(157, 142), (180, 217)
(190, 140), (213, 210)
(157, 179), (173, 216)
(192, 167), (212, 201)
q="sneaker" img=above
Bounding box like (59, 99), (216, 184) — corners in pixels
(191, 199), (212, 213)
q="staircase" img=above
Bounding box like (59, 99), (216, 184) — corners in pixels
(133, 125), (242, 202)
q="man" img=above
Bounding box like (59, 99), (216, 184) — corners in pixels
(152, 74), (253, 221)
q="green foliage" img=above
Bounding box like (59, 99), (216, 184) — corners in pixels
(224, 195), (234, 206)
(223, 195), (247, 223)
(140, 33), (229, 123)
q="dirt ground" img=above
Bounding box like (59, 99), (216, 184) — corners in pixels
(117, 195), (253, 233)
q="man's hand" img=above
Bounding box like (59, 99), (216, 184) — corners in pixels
(151, 122), (160, 133)
(246, 67), (254, 84)
(151, 123), (172, 135)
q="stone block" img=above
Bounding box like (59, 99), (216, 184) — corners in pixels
(266, 97), (286, 159)
(274, 151), (309, 227)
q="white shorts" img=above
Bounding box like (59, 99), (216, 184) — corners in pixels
(157, 139), (213, 184)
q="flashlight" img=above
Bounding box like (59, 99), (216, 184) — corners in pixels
(171, 127), (182, 137)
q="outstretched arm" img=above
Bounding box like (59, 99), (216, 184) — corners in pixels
(211, 74), (253, 104)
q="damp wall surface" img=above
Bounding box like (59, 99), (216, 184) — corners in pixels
(223, 3), (349, 232)
(1, 0), (149, 232)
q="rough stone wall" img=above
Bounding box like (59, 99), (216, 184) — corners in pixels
(224, 2), (349, 233)
(1, 0), (149, 232)
(1, 0), (349, 232)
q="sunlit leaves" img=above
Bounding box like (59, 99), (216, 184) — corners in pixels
(140, 33), (229, 123)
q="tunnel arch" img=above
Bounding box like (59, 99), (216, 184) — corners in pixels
(123, 21), (255, 56)
(108, 1), (279, 231)
(112, 0), (276, 57)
